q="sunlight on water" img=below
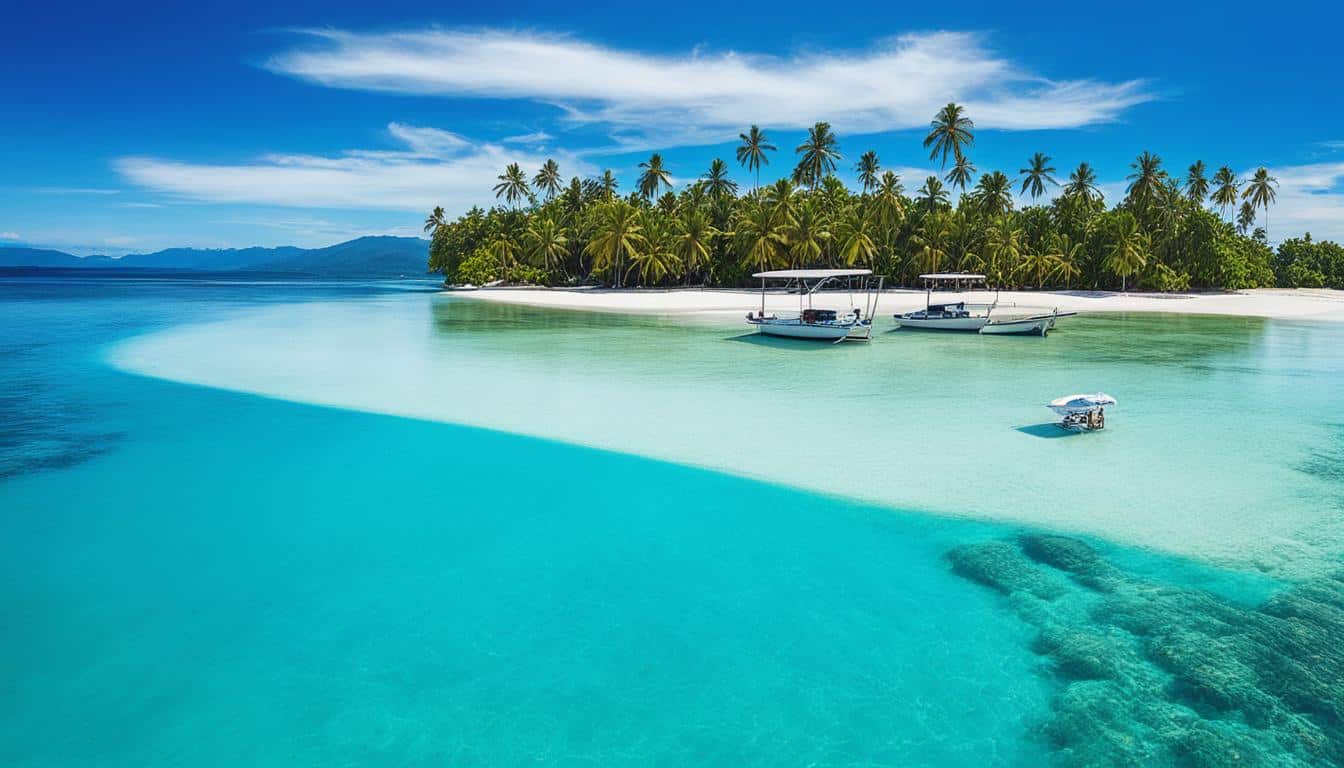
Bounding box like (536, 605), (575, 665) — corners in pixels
(112, 294), (1344, 576)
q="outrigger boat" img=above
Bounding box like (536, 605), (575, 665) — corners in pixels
(896, 272), (1076, 336)
(745, 269), (883, 343)
(894, 273), (996, 332)
(1048, 393), (1116, 432)
(981, 309), (1077, 336)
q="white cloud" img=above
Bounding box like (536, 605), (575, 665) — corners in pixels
(503, 131), (553, 146)
(265, 29), (1151, 146)
(1256, 162), (1344, 243)
(116, 123), (591, 213)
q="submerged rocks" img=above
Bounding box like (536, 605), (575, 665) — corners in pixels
(946, 541), (1068, 600)
(946, 533), (1344, 766)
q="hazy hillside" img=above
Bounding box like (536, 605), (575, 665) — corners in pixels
(0, 248), (118, 268)
(0, 236), (429, 277)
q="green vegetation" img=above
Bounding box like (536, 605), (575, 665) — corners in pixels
(426, 105), (1323, 291)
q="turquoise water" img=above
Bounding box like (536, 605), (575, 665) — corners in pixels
(3, 276), (1343, 766)
(114, 292), (1344, 574)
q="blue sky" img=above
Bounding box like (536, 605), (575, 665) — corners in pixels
(4, 0), (1343, 254)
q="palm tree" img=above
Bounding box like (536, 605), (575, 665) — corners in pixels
(486, 236), (519, 280)
(523, 217), (568, 279)
(834, 207), (878, 269)
(917, 176), (950, 214)
(701, 158), (738, 199)
(787, 197), (830, 268)
(1049, 233), (1083, 289)
(793, 121), (842, 190)
(923, 103), (974, 168)
(533, 159), (562, 200)
(974, 171), (1014, 218)
(1063, 162), (1102, 203)
(1241, 167), (1278, 238)
(423, 206), (445, 233)
(1125, 151), (1167, 208)
(637, 154), (673, 200)
(598, 170), (620, 201)
(1104, 213), (1149, 291)
(1018, 153), (1059, 200)
(763, 178), (797, 229)
(1211, 166), (1239, 220)
(982, 216), (1024, 287)
(734, 199), (787, 275)
(855, 151), (881, 195)
(736, 125), (776, 191)
(1016, 249), (1060, 290)
(674, 208), (718, 284)
(493, 163), (531, 208)
(1236, 201), (1257, 235)
(629, 211), (676, 285)
(584, 201), (646, 287)
(872, 171), (906, 230)
(1185, 160), (1209, 205)
(945, 155), (976, 196)
(911, 213), (951, 274)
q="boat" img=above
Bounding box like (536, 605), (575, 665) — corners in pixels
(1048, 393), (1116, 432)
(980, 309), (1079, 336)
(746, 269), (883, 343)
(894, 273), (995, 331)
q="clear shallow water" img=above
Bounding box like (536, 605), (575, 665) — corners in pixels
(113, 293), (1344, 575)
(3, 276), (1342, 767)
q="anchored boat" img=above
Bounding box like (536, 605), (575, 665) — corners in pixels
(894, 273), (995, 331)
(981, 309), (1078, 336)
(1048, 393), (1116, 432)
(896, 273), (1077, 336)
(745, 269), (883, 343)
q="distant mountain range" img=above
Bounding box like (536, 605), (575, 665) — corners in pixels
(0, 236), (430, 277)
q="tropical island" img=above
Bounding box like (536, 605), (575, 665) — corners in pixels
(424, 103), (1344, 294)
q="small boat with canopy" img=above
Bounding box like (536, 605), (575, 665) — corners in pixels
(745, 269), (884, 343)
(1048, 393), (1117, 432)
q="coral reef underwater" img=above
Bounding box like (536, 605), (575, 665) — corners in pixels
(948, 535), (1344, 767)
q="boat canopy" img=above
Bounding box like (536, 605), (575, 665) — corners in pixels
(919, 273), (986, 281)
(1048, 393), (1117, 415)
(752, 269), (873, 279)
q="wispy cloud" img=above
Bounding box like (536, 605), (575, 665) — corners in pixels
(19, 187), (121, 195)
(117, 123), (591, 213)
(0, 231), (20, 240)
(502, 131), (554, 146)
(264, 29), (1152, 147)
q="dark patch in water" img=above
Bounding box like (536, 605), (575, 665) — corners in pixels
(1297, 423), (1344, 486)
(948, 534), (1344, 766)
(0, 391), (123, 480)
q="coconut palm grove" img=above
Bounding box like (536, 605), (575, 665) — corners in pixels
(425, 104), (1343, 291)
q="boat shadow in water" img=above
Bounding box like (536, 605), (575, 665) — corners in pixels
(724, 332), (854, 350)
(1015, 423), (1081, 439)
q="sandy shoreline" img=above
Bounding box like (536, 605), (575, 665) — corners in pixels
(452, 285), (1344, 322)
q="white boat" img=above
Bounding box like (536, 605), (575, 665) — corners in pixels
(980, 309), (1078, 336)
(746, 269), (883, 343)
(1048, 393), (1116, 431)
(894, 273), (995, 331)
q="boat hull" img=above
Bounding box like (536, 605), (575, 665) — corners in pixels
(980, 316), (1052, 336)
(893, 316), (989, 332)
(750, 319), (864, 340)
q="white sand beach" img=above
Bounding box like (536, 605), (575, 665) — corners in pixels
(456, 285), (1344, 322)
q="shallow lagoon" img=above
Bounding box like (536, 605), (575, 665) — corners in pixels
(4, 277), (1343, 766)
(114, 292), (1344, 575)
